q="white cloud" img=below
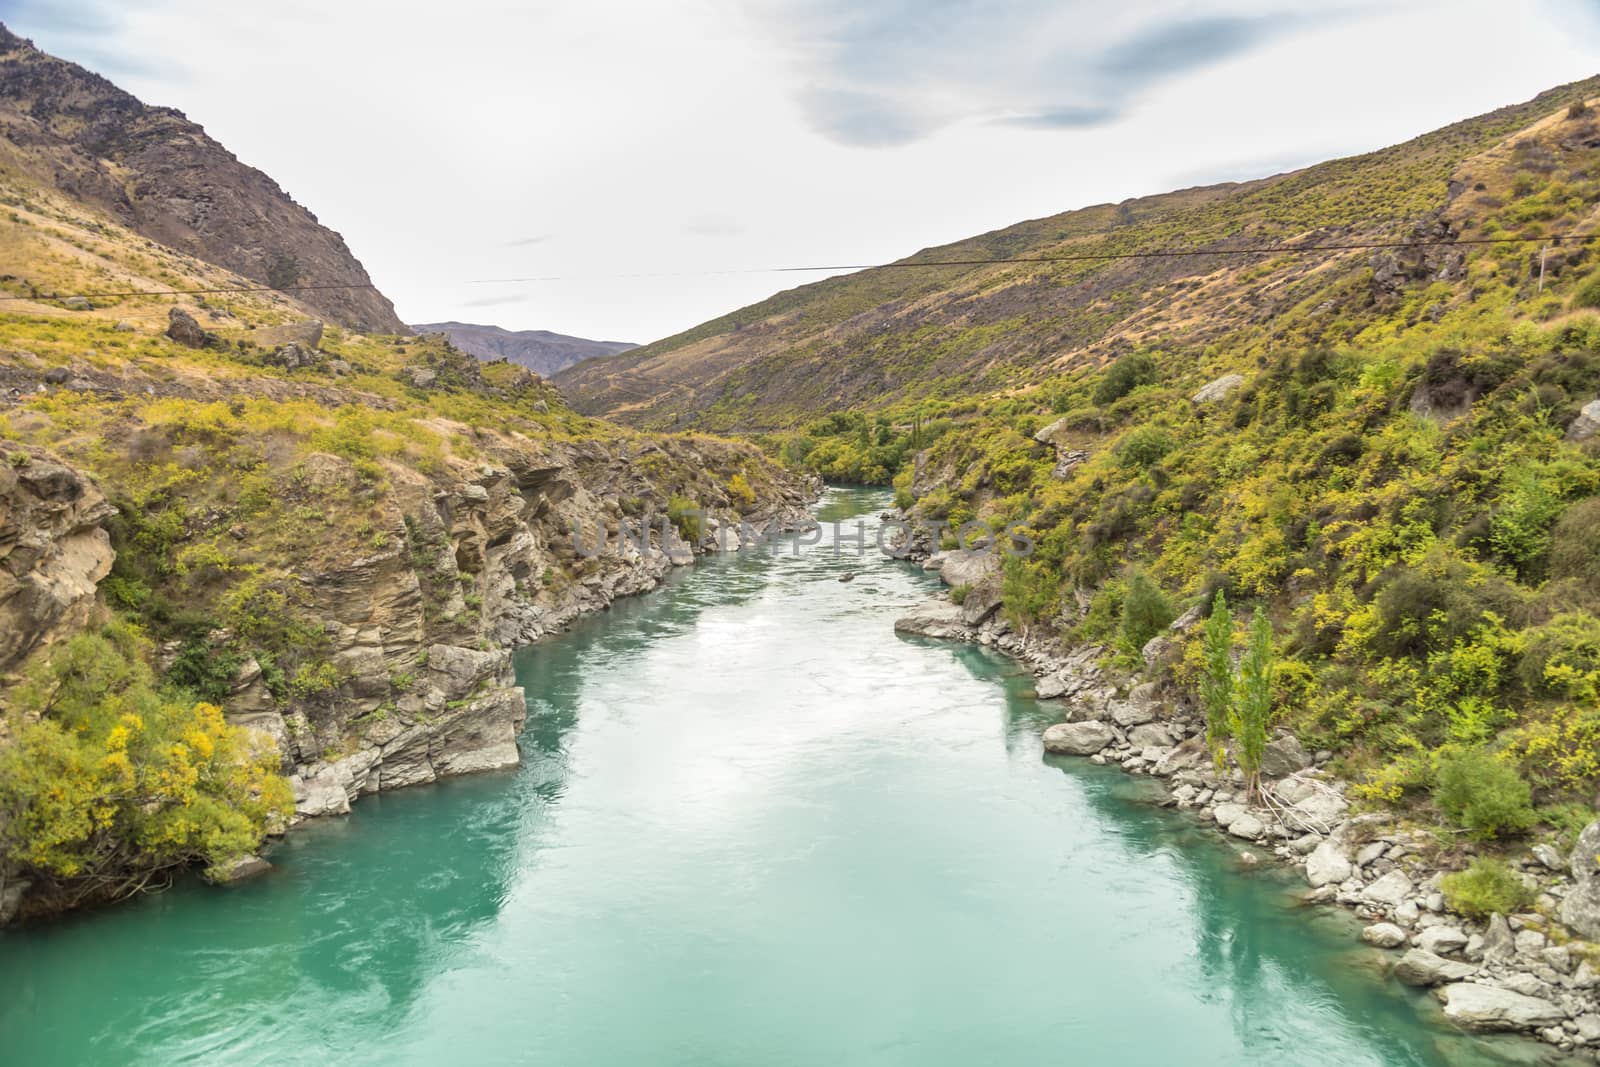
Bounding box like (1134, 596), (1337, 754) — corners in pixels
(2, 1), (1596, 343)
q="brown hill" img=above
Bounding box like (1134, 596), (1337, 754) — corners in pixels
(555, 76), (1600, 430)
(0, 23), (404, 333)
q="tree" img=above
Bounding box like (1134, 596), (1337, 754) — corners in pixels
(1229, 608), (1276, 800)
(1199, 590), (1234, 760)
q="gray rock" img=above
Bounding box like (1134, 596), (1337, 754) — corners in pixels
(112, 320), (135, 332)
(1228, 813), (1266, 840)
(1032, 417), (1070, 445)
(409, 367), (438, 389)
(936, 548), (1000, 589)
(1260, 734), (1312, 777)
(1141, 635), (1176, 671)
(1355, 841), (1388, 867)
(1192, 373), (1245, 405)
(165, 306), (214, 348)
(1169, 605), (1204, 633)
(205, 854), (272, 884)
(1275, 782), (1349, 832)
(1042, 720), (1115, 756)
(267, 341), (320, 370)
(1110, 682), (1161, 727)
(1213, 802), (1247, 828)
(1051, 449), (1090, 480)
(1532, 843), (1567, 872)
(1575, 1014), (1600, 1045)
(1435, 982), (1565, 1032)
(1035, 672), (1069, 700)
(1418, 926), (1470, 957)
(1568, 399), (1600, 442)
(1571, 820), (1600, 883)
(1482, 914), (1517, 964)
(1361, 922), (1407, 948)
(894, 600), (968, 640)
(1361, 870), (1414, 909)
(1127, 723), (1173, 749)
(1306, 839), (1353, 888)
(1394, 950), (1478, 987)
(63, 295), (93, 311)
(42, 366), (70, 385)
(1560, 879), (1600, 939)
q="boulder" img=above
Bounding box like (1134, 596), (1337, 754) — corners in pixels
(1141, 635), (1176, 671)
(936, 548), (1000, 589)
(166, 306), (214, 348)
(1482, 914), (1517, 964)
(1227, 813), (1266, 840)
(1305, 839), (1353, 888)
(1275, 782), (1349, 832)
(1532, 843), (1566, 872)
(1361, 923), (1407, 948)
(1035, 672), (1070, 700)
(1435, 983), (1565, 1032)
(409, 367), (438, 389)
(1361, 870), (1414, 909)
(204, 854), (272, 884)
(1042, 720), (1115, 756)
(1032, 417), (1070, 445)
(1417, 926), (1469, 957)
(1571, 820), (1600, 884)
(1127, 723), (1173, 749)
(1568, 399), (1600, 442)
(62, 295), (93, 311)
(1561, 879), (1600, 939)
(1394, 950), (1478, 987)
(893, 600), (968, 640)
(1192, 373), (1245, 405)
(1212, 802), (1247, 828)
(267, 342), (320, 370)
(1260, 734), (1312, 778)
(1110, 682), (1161, 727)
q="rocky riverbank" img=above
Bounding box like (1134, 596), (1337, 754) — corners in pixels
(895, 541), (1600, 1059)
(0, 431), (817, 921)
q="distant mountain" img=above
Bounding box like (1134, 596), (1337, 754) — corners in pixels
(411, 322), (636, 376)
(0, 24), (405, 333)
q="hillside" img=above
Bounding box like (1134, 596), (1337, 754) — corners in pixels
(0, 41), (811, 921)
(557, 76), (1600, 432)
(0, 24), (404, 333)
(412, 321), (636, 376)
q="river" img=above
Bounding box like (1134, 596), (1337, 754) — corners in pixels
(0, 489), (1559, 1065)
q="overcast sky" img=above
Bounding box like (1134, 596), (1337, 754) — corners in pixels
(2, 1), (1598, 343)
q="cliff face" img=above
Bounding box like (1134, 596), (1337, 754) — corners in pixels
(0, 24), (405, 333)
(255, 434), (815, 821)
(0, 443), (114, 676)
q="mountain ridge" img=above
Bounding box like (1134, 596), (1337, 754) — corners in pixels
(411, 320), (636, 377)
(0, 23), (405, 333)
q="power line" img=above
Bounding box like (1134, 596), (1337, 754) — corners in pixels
(0, 232), (1586, 304)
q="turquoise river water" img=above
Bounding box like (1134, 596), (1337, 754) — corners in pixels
(0, 489), (1566, 1065)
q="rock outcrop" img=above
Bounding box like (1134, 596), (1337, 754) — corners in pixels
(0, 443), (115, 674)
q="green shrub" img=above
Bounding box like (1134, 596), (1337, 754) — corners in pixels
(1518, 612), (1600, 698)
(1440, 858), (1534, 919)
(1572, 270), (1600, 311)
(1120, 572), (1175, 654)
(1433, 747), (1537, 839)
(1230, 608), (1276, 799)
(1115, 426), (1175, 469)
(949, 583), (971, 605)
(1550, 498), (1600, 593)
(1093, 352), (1157, 405)
(667, 495), (703, 543)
